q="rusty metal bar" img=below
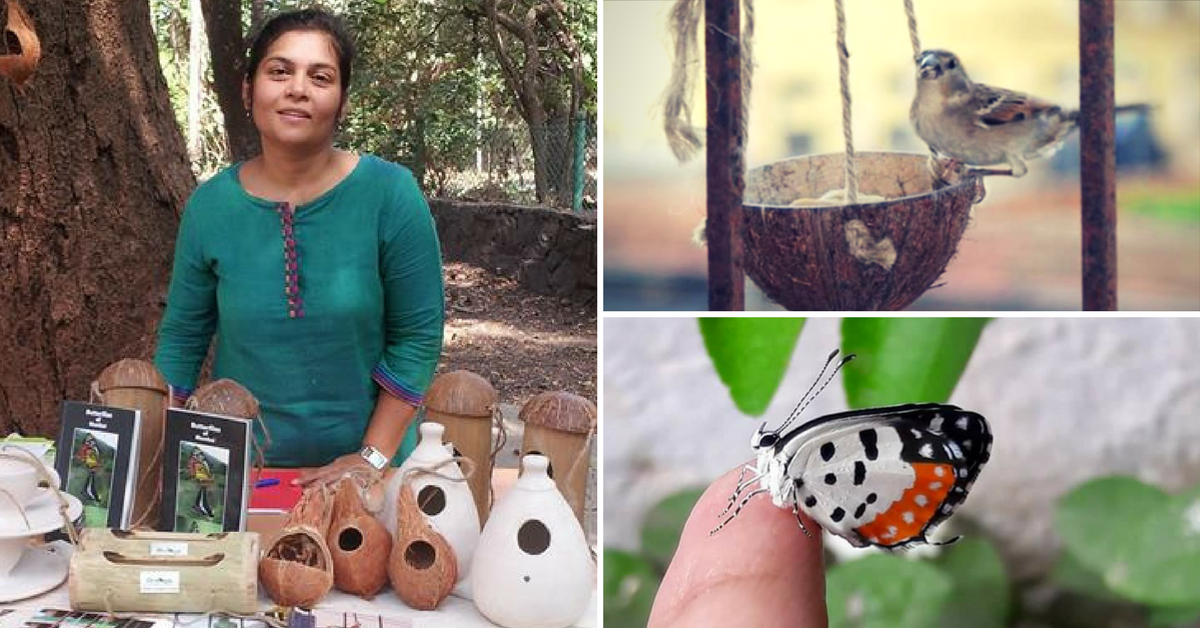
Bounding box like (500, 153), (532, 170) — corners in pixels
(705, 0), (744, 310)
(1079, 0), (1117, 310)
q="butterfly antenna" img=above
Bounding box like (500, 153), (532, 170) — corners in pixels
(775, 351), (856, 435)
(766, 349), (838, 434)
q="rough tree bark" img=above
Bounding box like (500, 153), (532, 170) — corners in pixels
(482, 0), (584, 208)
(0, 0), (194, 437)
(201, 0), (259, 162)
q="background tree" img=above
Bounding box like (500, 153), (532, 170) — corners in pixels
(200, 0), (259, 162)
(0, 0), (193, 436)
(479, 0), (589, 207)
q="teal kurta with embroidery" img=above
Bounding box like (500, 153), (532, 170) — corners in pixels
(154, 155), (444, 467)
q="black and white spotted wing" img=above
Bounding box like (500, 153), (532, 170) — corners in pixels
(764, 403), (991, 549)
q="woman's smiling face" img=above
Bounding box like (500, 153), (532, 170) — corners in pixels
(245, 30), (345, 150)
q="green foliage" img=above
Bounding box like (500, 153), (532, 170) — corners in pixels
(1121, 190), (1200, 224)
(149, 0), (596, 202)
(824, 538), (1009, 628)
(932, 538), (1010, 628)
(827, 554), (953, 628)
(1055, 476), (1200, 623)
(841, 318), (989, 409)
(698, 318), (805, 416)
(639, 488), (704, 571)
(604, 550), (660, 628)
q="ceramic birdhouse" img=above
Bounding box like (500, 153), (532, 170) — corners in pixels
(471, 454), (594, 628)
(519, 391), (596, 525)
(423, 370), (498, 525)
(380, 422), (479, 587)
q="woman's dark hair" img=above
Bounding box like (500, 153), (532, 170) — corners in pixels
(245, 8), (355, 97)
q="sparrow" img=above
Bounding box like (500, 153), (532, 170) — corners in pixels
(910, 49), (1077, 179)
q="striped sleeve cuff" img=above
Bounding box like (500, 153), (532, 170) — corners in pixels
(371, 364), (425, 406)
(170, 384), (193, 407)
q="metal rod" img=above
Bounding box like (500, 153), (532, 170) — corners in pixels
(1079, 0), (1117, 311)
(705, 0), (745, 311)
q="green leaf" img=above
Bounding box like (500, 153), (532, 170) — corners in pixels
(1114, 485), (1200, 606)
(1055, 476), (1169, 579)
(841, 318), (989, 408)
(932, 537), (1009, 628)
(1147, 601), (1200, 628)
(827, 554), (953, 628)
(603, 550), (661, 628)
(699, 318), (805, 416)
(640, 488), (705, 571)
(1049, 552), (1124, 603)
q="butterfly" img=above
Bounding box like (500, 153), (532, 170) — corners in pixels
(713, 350), (991, 550)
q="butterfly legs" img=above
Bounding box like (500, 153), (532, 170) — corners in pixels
(791, 503), (813, 538)
(717, 464), (763, 519)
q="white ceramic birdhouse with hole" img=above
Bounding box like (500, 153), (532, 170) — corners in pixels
(379, 421), (479, 587)
(471, 454), (594, 628)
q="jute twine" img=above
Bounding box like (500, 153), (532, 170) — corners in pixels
(662, 0), (755, 163)
(0, 446), (77, 545)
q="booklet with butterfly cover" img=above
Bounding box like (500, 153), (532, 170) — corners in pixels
(53, 401), (141, 529)
(159, 408), (252, 532)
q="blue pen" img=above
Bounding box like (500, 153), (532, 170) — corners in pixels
(255, 478), (280, 488)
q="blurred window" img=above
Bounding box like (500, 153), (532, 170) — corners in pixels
(787, 132), (814, 156)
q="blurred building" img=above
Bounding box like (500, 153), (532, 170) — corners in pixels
(747, 0), (1200, 176)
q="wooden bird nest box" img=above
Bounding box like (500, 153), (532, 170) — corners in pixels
(742, 152), (983, 311)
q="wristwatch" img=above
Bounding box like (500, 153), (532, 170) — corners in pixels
(359, 445), (389, 470)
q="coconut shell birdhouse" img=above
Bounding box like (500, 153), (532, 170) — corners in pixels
(328, 477), (392, 599)
(518, 392), (596, 526)
(388, 477), (458, 610)
(92, 359), (169, 528)
(259, 484), (335, 608)
(188, 379), (261, 419)
(742, 152), (983, 310)
(424, 370), (498, 525)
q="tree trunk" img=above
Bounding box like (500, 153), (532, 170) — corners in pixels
(201, 0), (259, 162)
(0, 0), (194, 437)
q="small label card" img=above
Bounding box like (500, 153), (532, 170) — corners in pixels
(140, 570), (181, 594)
(149, 542), (189, 557)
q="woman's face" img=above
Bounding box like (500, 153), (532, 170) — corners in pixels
(245, 30), (345, 151)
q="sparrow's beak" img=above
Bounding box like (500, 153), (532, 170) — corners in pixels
(917, 53), (941, 79)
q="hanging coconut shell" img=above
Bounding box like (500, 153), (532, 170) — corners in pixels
(0, 0), (42, 89)
(742, 152), (984, 310)
(424, 370), (497, 525)
(259, 484), (334, 608)
(328, 477), (391, 599)
(388, 477), (457, 610)
(519, 391), (597, 525)
(189, 379), (260, 419)
(93, 359), (168, 529)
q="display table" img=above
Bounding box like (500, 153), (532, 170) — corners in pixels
(3, 578), (598, 628)
(0, 469), (598, 628)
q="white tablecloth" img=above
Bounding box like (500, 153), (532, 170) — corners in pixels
(4, 582), (598, 628)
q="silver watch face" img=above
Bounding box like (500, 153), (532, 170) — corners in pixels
(361, 446), (388, 469)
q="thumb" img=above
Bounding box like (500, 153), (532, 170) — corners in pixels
(648, 463), (828, 628)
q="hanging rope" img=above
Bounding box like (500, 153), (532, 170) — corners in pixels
(662, 0), (755, 163)
(834, 0), (858, 203)
(904, 0), (922, 59)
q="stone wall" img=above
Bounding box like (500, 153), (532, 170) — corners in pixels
(429, 200), (596, 299)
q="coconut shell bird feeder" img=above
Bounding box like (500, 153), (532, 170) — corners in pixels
(680, 0), (986, 311)
(743, 152), (981, 310)
(688, 0), (1121, 310)
(423, 370), (499, 526)
(518, 392), (596, 526)
(91, 359), (169, 529)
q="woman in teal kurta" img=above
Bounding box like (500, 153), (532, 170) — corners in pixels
(155, 9), (443, 482)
